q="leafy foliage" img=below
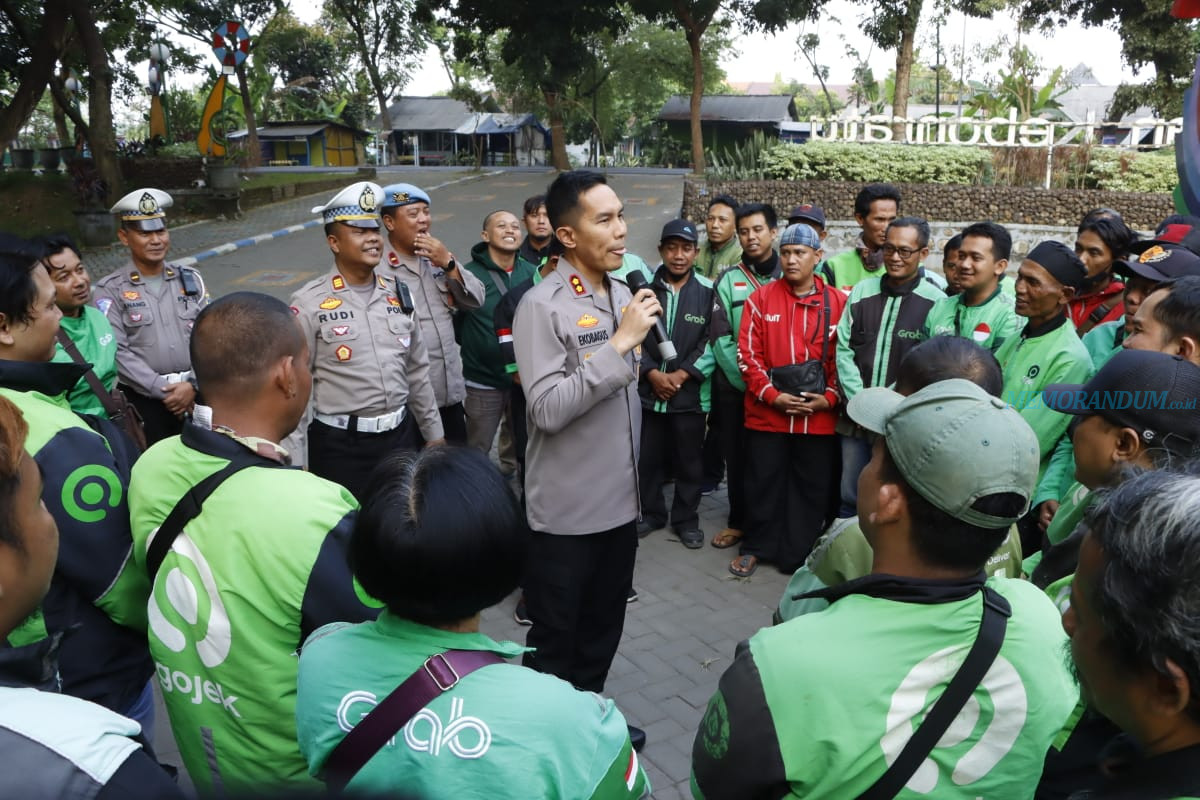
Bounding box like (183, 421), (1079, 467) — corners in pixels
(757, 140), (994, 184)
(1086, 147), (1178, 193)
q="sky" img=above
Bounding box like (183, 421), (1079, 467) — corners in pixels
(291, 1), (1150, 98)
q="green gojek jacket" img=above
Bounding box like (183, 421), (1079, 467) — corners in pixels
(0, 359), (152, 715)
(994, 316), (1093, 484)
(297, 614), (649, 799)
(921, 285), (1022, 353)
(836, 272), (945, 400)
(458, 241), (538, 389)
(50, 305), (119, 418)
(693, 575), (1078, 799)
(112, 423), (381, 795)
(709, 254), (782, 392)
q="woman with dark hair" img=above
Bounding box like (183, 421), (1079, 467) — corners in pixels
(0, 395), (182, 799)
(295, 446), (648, 798)
(1071, 208), (1138, 334)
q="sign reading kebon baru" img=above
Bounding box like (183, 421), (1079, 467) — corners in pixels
(804, 107), (1183, 149)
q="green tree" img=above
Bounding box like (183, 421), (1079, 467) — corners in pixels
(151, 0), (284, 165)
(1020, 0), (1198, 118)
(420, 0), (629, 169)
(323, 0), (429, 160)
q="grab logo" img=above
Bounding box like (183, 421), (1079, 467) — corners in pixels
(880, 647), (1027, 794)
(337, 692), (492, 760)
(147, 529), (232, 670)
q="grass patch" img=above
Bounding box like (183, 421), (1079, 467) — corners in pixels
(0, 171), (79, 240)
(240, 171), (353, 191)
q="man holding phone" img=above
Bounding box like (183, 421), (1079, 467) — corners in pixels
(288, 182), (444, 500)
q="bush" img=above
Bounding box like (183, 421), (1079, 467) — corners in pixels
(1085, 148), (1178, 193)
(759, 141), (994, 185)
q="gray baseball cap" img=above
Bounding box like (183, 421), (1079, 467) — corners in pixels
(848, 379), (1039, 528)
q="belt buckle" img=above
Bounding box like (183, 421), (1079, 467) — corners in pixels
(423, 653), (459, 691)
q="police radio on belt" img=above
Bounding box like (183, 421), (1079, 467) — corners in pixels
(624, 271), (677, 363)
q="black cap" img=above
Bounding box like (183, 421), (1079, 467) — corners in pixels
(788, 204), (826, 228)
(1129, 223), (1200, 259)
(1042, 349), (1200, 457)
(1026, 240), (1088, 290)
(1115, 244), (1200, 283)
(660, 219), (698, 244)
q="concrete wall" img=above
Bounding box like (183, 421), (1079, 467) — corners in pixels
(684, 178), (1172, 271)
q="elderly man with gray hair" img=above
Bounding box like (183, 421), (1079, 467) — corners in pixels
(1064, 465), (1200, 800)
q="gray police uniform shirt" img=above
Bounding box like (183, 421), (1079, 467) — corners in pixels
(380, 242), (485, 408)
(290, 267), (444, 441)
(94, 263), (208, 399)
(513, 264), (642, 535)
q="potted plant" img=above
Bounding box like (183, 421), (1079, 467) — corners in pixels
(68, 159), (113, 246)
(37, 138), (61, 171)
(206, 141), (247, 193)
(9, 138), (35, 169)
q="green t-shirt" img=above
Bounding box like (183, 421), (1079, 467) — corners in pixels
(826, 248), (885, 291)
(694, 577), (1078, 799)
(921, 286), (1022, 353)
(122, 427), (379, 794)
(296, 613), (649, 799)
(50, 306), (119, 418)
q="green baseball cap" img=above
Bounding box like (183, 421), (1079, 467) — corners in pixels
(847, 379), (1038, 529)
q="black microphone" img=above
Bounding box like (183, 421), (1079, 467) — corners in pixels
(625, 271), (677, 363)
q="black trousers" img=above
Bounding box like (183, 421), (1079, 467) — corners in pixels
(509, 386), (528, 492)
(308, 419), (418, 502)
(522, 522), (637, 693)
(712, 371), (747, 530)
(412, 402), (467, 446)
(702, 411), (724, 484)
(741, 429), (840, 573)
(638, 409), (705, 531)
(122, 385), (183, 445)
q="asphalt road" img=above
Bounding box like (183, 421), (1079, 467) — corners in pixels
(191, 168), (687, 302)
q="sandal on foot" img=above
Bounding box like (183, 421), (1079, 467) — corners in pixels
(711, 527), (743, 549)
(729, 554), (758, 578)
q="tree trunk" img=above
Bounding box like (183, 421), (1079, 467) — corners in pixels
(233, 62), (261, 166)
(68, 0), (121, 204)
(543, 88), (570, 170)
(686, 28), (706, 174)
(891, 0), (922, 141)
(0, 0), (70, 148)
(343, 7), (396, 162)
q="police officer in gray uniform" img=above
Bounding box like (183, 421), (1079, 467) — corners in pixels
(94, 188), (207, 443)
(379, 182), (485, 444)
(290, 181), (444, 500)
(513, 170), (661, 750)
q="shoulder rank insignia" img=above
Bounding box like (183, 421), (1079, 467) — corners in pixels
(377, 275), (387, 289)
(569, 274), (586, 296)
(388, 251), (400, 267)
(319, 297), (342, 310)
(129, 271), (142, 283)
(331, 275), (346, 291)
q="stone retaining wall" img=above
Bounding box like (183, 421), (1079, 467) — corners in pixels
(682, 178), (1175, 232)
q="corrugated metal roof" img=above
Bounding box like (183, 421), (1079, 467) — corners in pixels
(452, 112), (544, 135)
(369, 96), (474, 132)
(657, 95), (798, 123)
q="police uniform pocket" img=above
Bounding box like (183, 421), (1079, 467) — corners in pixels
(386, 314), (414, 350)
(125, 306), (154, 326)
(319, 322), (360, 344)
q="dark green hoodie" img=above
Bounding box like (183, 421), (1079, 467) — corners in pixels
(458, 241), (537, 388)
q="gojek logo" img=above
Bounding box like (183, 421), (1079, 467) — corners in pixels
(61, 465), (122, 523)
(148, 529), (239, 717)
(337, 692), (491, 759)
(880, 647), (1027, 793)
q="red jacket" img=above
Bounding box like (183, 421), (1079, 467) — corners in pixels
(738, 276), (847, 434)
(1068, 277), (1125, 333)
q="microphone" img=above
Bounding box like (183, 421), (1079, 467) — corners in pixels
(625, 271), (677, 363)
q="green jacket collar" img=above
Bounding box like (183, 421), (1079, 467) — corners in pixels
(374, 612), (529, 658)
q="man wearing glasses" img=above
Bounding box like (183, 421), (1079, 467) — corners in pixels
(834, 217), (945, 518)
